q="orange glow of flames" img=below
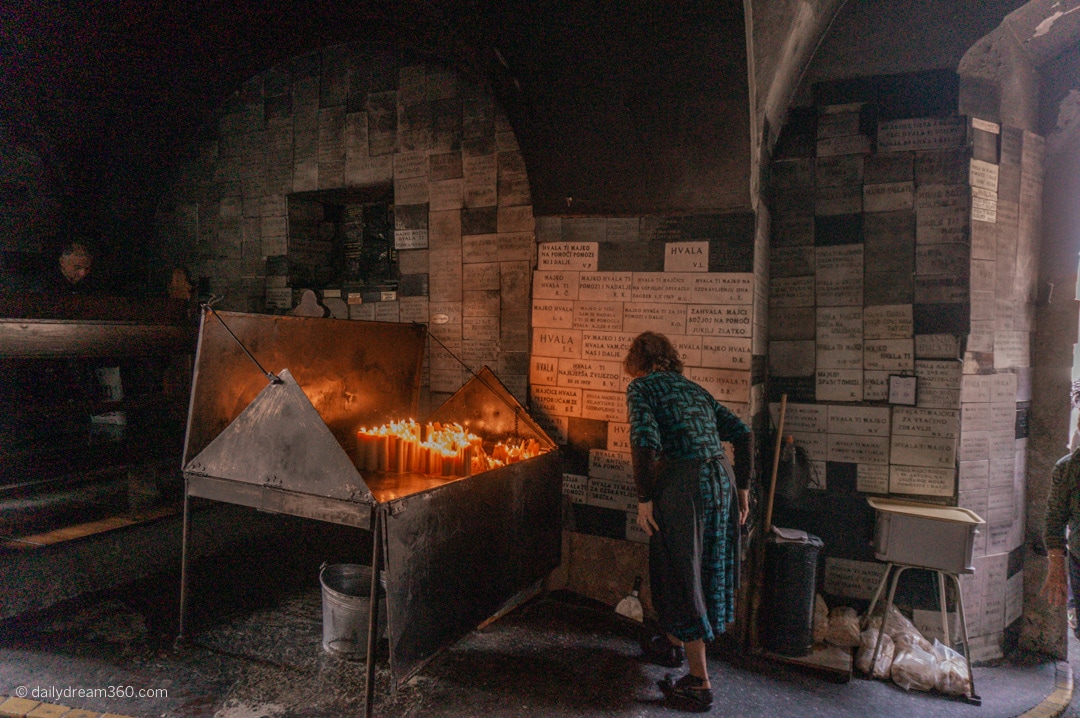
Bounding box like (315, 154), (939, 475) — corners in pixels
(355, 420), (545, 476)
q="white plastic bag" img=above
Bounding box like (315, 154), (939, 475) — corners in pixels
(932, 639), (971, 697)
(825, 606), (861, 648)
(812, 594), (829, 643)
(867, 606), (931, 651)
(891, 642), (938, 692)
(891, 628), (933, 653)
(882, 605), (918, 636)
(855, 627), (894, 679)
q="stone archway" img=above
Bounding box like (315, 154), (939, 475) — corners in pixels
(155, 48), (537, 410)
(753, 0), (1072, 664)
(957, 0), (1080, 659)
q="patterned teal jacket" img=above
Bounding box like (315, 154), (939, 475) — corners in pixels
(1045, 449), (1080, 555)
(626, 370), (751, 500)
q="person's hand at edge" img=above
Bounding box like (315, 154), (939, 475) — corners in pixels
(1042, 550), (1069, 607)
(738, 489), (750, 526)
(637, 500), (659, 537)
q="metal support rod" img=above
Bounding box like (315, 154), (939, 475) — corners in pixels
(204, 305), (281, 384)
(869, 564), (910, 675)
(864, 562), (891, 622)
(937, 571), (949, 646)
(0, 534), (42, 547)
(949, 572), (980, 704)
(177, 478), (192, 643)
(364, 508), (384, 718)
(422, 326), (526, 435)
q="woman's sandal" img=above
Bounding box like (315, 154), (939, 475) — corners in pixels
(641, 634), (685, 668)
(658, 673), (713, 712)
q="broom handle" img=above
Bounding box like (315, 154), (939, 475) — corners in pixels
(763, 394), (787, 533)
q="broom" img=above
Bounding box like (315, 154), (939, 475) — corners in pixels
(747, 394), (787, 652)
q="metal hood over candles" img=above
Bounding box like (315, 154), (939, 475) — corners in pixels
(179, 310), (561, 716)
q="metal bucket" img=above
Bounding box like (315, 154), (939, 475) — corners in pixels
(319, 563), (386, 659)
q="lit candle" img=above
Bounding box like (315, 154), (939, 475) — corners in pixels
(389, 435), (404, 473)
(382, 436), (393, 472)
(356, 431), (368, 467)
(461, 446), (473, 477)
(359, 432), (380, 473)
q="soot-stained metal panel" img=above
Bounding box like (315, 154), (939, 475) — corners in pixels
(185, 369), (372, 504)
(426, 366), (555, 449)
(183, 310), (424, 466)
(383, 450), (562, 688)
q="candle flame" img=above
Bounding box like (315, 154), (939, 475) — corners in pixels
(356, 419), (546, 476)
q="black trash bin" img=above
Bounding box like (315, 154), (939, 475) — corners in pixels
(760, 528), (824, 657)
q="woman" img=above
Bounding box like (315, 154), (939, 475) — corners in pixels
(624, 331), (751, 711)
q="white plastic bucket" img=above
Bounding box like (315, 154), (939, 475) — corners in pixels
(319, 564), (386, 658)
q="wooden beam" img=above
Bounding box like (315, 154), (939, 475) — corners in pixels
(0, 320), (196, 357)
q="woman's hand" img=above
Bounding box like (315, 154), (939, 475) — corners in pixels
(737, 489), (750, 526)
(637, 500), (659, 537)
(1042, 551), (1069, 607)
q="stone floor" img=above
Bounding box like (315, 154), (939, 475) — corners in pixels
(1056, 632), (1080, 717)
(0, 569), (1067, 718)
(0, 514), (1069, 718)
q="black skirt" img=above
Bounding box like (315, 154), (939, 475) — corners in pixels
(650, 456), (738, 642)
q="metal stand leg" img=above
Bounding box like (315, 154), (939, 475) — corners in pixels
(948, 572), (981, 705)
(865, 562), (894, 624)
(176, 481), (192, 646)
(937, 571), (949, 646)
(869, 564), (909, 675)
(364, 508), (383, 718)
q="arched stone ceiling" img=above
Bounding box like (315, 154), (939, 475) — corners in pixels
(1000, 0), (1080, 67)
(3, 0), (751, 277)
(6, 0), (1067, 280)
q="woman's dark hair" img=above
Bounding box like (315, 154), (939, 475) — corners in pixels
(172, 265), (193, 283)
(59, 240), (93, 260)
(623, 331), (684, 376)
